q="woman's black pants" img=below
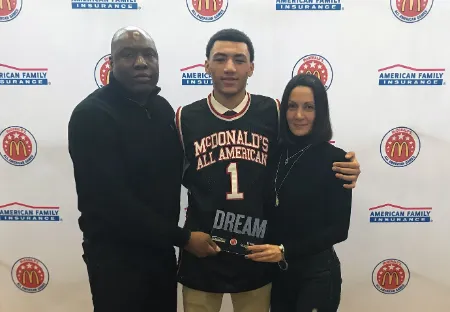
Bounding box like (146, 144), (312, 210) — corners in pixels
(270, 248), (342, 312)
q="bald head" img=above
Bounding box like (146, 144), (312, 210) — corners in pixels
(109, 26), (159, 96)
(111, 26), (156, 55)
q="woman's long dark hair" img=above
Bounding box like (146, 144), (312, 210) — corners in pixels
(278, 73), (333, 146)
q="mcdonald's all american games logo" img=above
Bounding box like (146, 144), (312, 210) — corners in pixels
(292, 54), (334, 90)
(12, 257), (49, 293)
(94, 54), (111, 88)
(0, 126), (37, 166)
(187, 0), (228, 22)
(391, 0), (433, 23)
(0, 0), (22, 22)
(380, 127), (420, 167)
(372, 259), (410, 294)
(180, 64), (212, 86)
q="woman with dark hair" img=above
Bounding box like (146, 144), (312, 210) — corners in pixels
(246, 73), (352, 312)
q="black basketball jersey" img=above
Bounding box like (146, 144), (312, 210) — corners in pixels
(176, 92), (280, 293)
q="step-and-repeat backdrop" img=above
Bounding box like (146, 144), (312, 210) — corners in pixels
(1, 0), (449, 311)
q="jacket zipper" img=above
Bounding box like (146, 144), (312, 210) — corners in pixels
(126, 97), (151, 119)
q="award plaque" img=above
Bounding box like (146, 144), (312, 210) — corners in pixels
(211, 228), (264, 256)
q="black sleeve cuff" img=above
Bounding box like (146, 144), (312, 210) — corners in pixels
(174, 227), (191, 248)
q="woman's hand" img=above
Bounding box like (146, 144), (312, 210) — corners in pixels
(245, 244), (283, 262)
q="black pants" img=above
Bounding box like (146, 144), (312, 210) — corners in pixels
(82, 240), (178, 312)
(270, 248), (342, 312)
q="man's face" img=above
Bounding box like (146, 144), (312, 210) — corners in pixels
(110, 31), (159, 95)
(205, 41), (254, 97)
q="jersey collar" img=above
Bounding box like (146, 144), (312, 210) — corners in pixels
(207, 91), (251, 121)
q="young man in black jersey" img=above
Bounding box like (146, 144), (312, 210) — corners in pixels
(175, 29), (361, 312)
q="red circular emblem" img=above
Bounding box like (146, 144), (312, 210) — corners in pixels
(372, 259), (410, 294)
(11, 257), (49, 293)
(94, 54), (111, 88)
(396, 0), (429, 17)
(230, 238), (237, 246)
(192, 0), (223, 16)
(380, 127), (420, 167)
(0, 126), (37, 166)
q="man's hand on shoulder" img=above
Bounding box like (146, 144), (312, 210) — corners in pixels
(184, 232), (221, 258)
(332, 151), (361, 189)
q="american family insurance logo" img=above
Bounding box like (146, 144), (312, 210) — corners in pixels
(372, 259), (410, 294)
(292, 54), (334, 90)
(276, 0), (343, 10)
(0, 63), (49, 86)
(187, 0), (228, 22)
(0, 0), (22, 22)
(180, 64), (212, 86)
(369, 203), (432, 223)
(378, 64), (445, 86)
(11, 257), (50, 293)
(0, 202), (61, 222)
(0, 126), (37, 166)
(72, 0), (139, 10)
(391, 0), (433, 23)
(380, 127), (420, 167)
(94, 54), (111, 88)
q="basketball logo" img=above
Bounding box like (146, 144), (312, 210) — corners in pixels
(380, 126), (420, 167)
(11, 257), (50, 293)
(292, 54), (334, 90)
(187, 0), (228, 22)
(0, 126), (37, 166)
(372, 259), (410, 294)
(0, 0), (22, 22)
(391, 0), (434, 23)
(94, 54), (111, 88)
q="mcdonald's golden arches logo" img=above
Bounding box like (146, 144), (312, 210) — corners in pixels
(0, 126), (37, 167)
(94, 54), (111, 88)
(380, 126), (420, 167)
(11, 257), (50, 293)
(292, 54), (334, 91)
(187, 0), (228, 22)
(0, 0), (22, 22)
(372, 259), (410, 294)
(390, 0), (434, 23)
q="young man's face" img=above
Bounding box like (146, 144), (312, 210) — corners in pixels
(205, 40), (254, 97)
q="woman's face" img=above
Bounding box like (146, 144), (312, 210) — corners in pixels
(286, 86), (316, 137)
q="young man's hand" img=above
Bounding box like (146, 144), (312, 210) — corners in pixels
(184, 232), (221, 258)
(333, 151), (361, 189)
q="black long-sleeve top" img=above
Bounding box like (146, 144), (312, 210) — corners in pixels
(265, 141), (352, 263)
(68, 74), (190, 255)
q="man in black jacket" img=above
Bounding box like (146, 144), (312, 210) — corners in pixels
(68, 26), (219, 312)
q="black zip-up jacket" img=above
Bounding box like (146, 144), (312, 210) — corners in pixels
(68, 73), (190, 255)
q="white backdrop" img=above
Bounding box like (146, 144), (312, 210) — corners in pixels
(1, 0), (449, 311)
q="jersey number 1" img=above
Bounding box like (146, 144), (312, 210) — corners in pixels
(226, 162), (244, 200)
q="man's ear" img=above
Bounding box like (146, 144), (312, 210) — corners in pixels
(204, 59), (210, 74)
(109, 55), (114, 70)
(248, 62), (254, 78)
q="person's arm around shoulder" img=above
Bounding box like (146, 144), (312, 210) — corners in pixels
(68, 104), (218, 257)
